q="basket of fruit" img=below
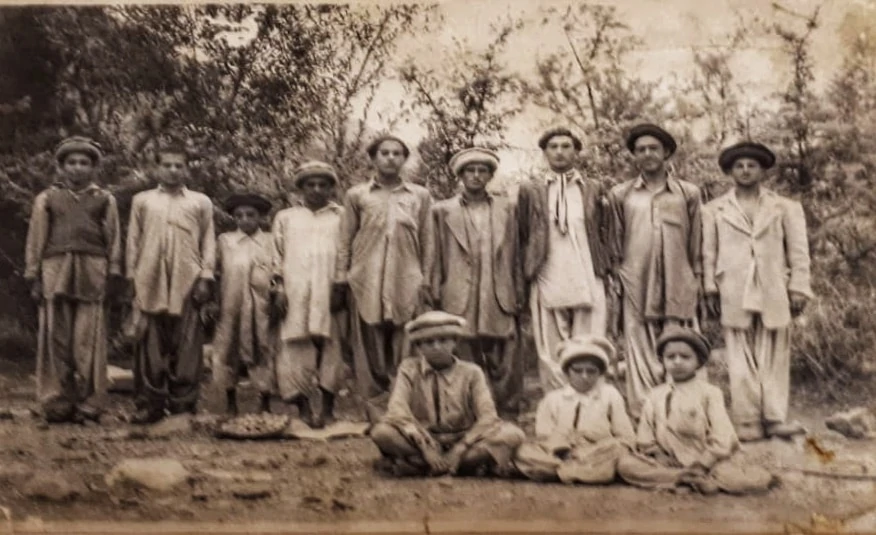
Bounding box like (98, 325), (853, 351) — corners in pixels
(216, 413), (291, 440)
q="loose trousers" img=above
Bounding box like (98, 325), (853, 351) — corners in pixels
(724, 316), (791, 426)
(514, 437), (628, 484)
(134, 296), (205, 414)
(276, 324), (346, 402)
(456, 332), (523, 416)
(617, 451), (773, 495)
(349, 296), (407, 401)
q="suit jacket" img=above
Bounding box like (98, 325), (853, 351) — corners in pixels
(431, 193), (522, 320)
(702, 188), (813, 329)
(517, 174), (611, 288)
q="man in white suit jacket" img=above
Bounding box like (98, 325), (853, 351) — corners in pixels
(703, 142), (813, 442)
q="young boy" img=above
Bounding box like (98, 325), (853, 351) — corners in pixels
(369, 311), (525, 478)
(25, 136), (122, 424)
(212, 192), (276, 415)
(271, 161), (347, 428)
(126, 143), (216, 424)
(617, 326), (775, 495)
(703, 142), (812, 441)
(514, 335), (634, 484)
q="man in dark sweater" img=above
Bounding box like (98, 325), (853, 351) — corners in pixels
(24, 136), (122, 424)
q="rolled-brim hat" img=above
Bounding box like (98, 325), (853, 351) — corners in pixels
(557, 335), (616, 374)
(366, 135), (411, 159)
(625, 123), (677, 157)
(449, 147), (500, 177)
(538, 127), (583, 151)
(718, 142), (776, 174)
(224, 192), (273, 215)
(406, 311), (469, 343)
(55, 136), (103, 165)
(293, 160), (339, 188)
(656, 325), (711, 365)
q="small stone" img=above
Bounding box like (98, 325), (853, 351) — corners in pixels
(231, 483), (272, 500)
(105, 458), (190, 493)
(10, 408), (33, 420)
(825, 407), (876, 439)
(0, 462), (34, 486)
(22, 473), (84, 502)
(146, 414), (192, 439)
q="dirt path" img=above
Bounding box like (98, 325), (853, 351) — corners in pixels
(1, 356), (875, 533)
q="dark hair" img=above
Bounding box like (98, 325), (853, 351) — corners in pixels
(538, 128), (583, 151)
(155, 143), (190, 164)
(366, 135), (411, 160)
(562, 354), (607, 375)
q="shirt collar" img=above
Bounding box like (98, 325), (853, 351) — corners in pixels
(459, 191), (493, 206)
(633, 173), (679, 194)
(234, 228), (265, 243)
(420, 356), (458, 381)
(546, 168), (583, 184)
(157, 184), (189, 196)
(560, 381), (603, 400)
(289, 198), (342, 213)
(369, 178), (412, 192)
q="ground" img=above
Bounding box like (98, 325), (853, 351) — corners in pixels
(1, 352), (875, 534)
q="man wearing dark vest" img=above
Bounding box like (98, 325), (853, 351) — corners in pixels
(24, 136), (122, 424)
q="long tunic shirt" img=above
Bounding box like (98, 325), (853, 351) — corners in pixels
(636, 378), (739, 469)
(336, 179), (434, 326)
(272, 201), (344, 341)
(25, 183), (122, 302)
(537, 171), (600, 310)
(535, 381), (635, 443)
(126, 186), (216, 316)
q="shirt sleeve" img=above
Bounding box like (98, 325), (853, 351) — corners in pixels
(199, 198), (217, 280)
(687, 185), (704, 277)
(418, 190), (435, 288)
(271, 213), (285, 281)
(470, 366), (499, 424)
(383, 362), (416, 423)
(697, 386), (739, 469)
(335, 190), (359, 283)
(608, 388), (636, 444)
(783, 200), (814, 299)
(702, 203), (718, 294)
(103, 192), (122, 277)
(606, 187), (625, 271)
(533, 394), (556, 438)
(24, 191), (49, 281)
(125, 194), (143, 280)
(429, 205), (444, 308)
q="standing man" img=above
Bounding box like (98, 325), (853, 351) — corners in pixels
(126, 143), (216, 424)
(25, 136), (122, 423)
(607, 123), (703, 419)
(336, 135), (434, 412)
(431, 148), (523, 418)
(518, 128), (611, 392)
(703, 142), (812, 441)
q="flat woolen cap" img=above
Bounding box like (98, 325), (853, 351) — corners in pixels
(366, 135), (411, 159)
(449, 147), (500, 177)
(538, 127), (583, 151)
(224, 192), (273, 215)
(625, 123), (677, 157)
(557, 335), (615, 374)
(656, 325), (711, 365)
(55, 136), (103, 165)
(293, 160), (339, 188)
(718, 142), (776, 174)
(406, 311), (469, 343)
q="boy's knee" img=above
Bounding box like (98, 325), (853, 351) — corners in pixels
(368, 422), (398, 446)
(494, 422), (526, 446)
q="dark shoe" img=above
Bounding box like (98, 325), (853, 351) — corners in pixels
(296, 397), (315, 428)
(259, 393), (272, 414)
(77, 404), (103, 423)
(317, 390), (335, 427)
(131, 408), (164, 425)
(766, 420), (806, 439)
(736, 422), (765, 442)
(226, 390), (239, 416)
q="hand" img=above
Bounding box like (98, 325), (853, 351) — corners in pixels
(28, 279), (43, 302)
(705, 292), (721, 319)
(423, 447), (450, 476)
(330, 283), (347, 313)
(789, 291), (808, 317)
(444, 446), (465, 475)
(192, 278), (212, 305)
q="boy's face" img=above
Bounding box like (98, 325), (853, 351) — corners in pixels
(372, 140), (406, 176)
(633, 135), (667, 174)
(60, 152), (96, 187)
(157, 152), (189, 187)
(730, 157), (765, 188)
(415, 335), (457, 369)
(544, 136), (577, 171)
(301, 176), (334, 208)
(233, 205), (261, 235)
(566, 358), (602, 394)
(461, 163), (492, 194)
(662, 341), (701, 383)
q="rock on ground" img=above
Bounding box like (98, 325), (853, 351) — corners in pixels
(825, 407), (876, 439)
(105, 458), (190, 493)
(22, 472), (84, 502)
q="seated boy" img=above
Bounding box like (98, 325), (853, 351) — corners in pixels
(369, 311), (525, 477)
(514, 335), (634, 484)
(617, 326), (776, 495)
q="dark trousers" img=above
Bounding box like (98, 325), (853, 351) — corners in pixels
(456, 330), (523, 416)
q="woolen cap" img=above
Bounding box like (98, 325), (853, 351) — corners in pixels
(538, 127), (583, 151)
(224, 192), (273, 215)
(625, 123), (677, 157)
(293, 160), (339, 188)
(718, 142), (776, 174)
(557, 335), (616, 374)
(449, 147), (500, 177)
(656, 325), (711, 365)
(55, 136), (103, 165)
(366, 135), (411, 159)
(406, 311), (469, 343)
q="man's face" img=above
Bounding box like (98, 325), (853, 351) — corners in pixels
(461, 163), (493, 194)
(544, 136), (577, 171)
(415, 335), (457, 369)
(301, 176), (334, 208)
(59, 153), (96, 188)
(233, 205), (261, 236)
(730, 157), (765, 188)
(662, 341), (700, 383)
(157, 152), (189, 187)
(565, 358), (602, 394)
(372, 141), (407, 176)
(633, 135), (667, 174)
